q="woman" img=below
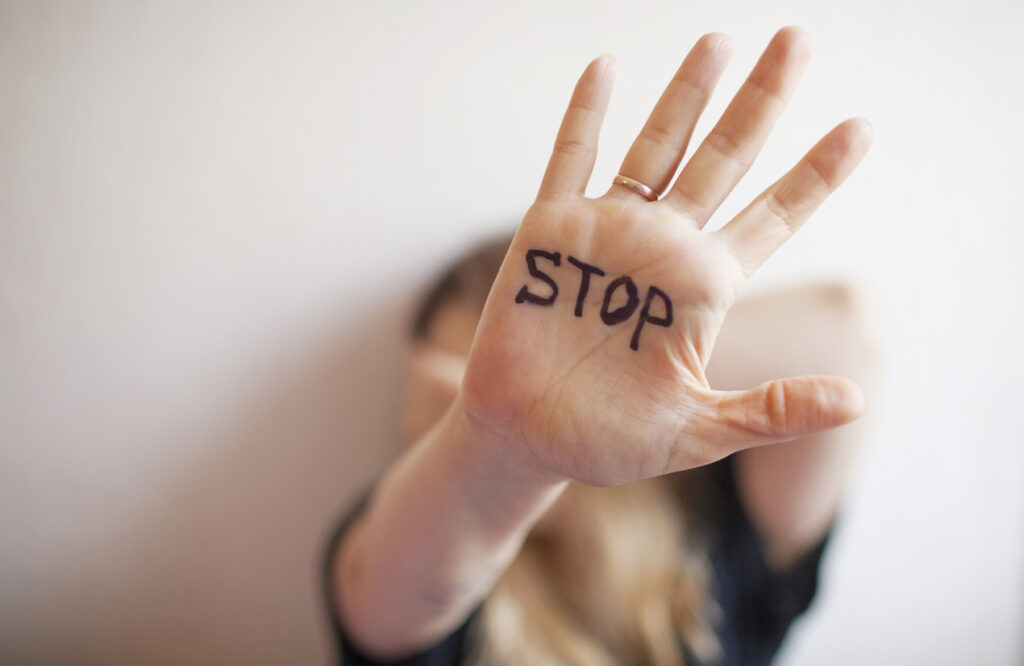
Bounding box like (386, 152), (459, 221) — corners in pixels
(326, 26), (882, 665)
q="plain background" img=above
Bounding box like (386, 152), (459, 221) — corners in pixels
(1, 1), (1022, 663)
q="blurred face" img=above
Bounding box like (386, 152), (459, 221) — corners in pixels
(401, 298), (481, 445)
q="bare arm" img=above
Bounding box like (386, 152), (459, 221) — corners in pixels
(708, 283), (885, 570)
(335, 396), (567, 657)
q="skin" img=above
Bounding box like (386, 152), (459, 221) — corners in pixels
(336, 26), (876, 658)
(405, 282), (883, 566)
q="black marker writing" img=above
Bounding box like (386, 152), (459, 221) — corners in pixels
(567, 256), (605, 317)
(514, 247), (674, 351)
(630, 285), (673, 351)
(515, 249), (561, 306)
(600, 276), (640, 325)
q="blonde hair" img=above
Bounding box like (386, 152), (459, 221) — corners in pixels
(468, 479), (719, 665)
(412, 236), (719, 665)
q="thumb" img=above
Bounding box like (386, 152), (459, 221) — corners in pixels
(710, 375), (865, 451)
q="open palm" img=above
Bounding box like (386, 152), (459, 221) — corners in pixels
(463, 27), (872, 487)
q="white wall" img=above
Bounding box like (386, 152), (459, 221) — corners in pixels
(1, 1), (1021, 663)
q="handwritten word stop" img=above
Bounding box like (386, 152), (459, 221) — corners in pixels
(514, 249), (673, 351)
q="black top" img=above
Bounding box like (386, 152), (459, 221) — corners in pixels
(323, 456), (831, 665)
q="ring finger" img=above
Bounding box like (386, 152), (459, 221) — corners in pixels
(606, 32), (733, 202)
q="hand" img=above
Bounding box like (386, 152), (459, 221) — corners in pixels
(462, 27), (872, 487)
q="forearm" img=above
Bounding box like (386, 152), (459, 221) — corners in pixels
(733, 417), (870, 569)
(334, 394), (568, 658)
(711, 283), (885, 569)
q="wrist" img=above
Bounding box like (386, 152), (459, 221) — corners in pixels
(435, 393), (569, 534)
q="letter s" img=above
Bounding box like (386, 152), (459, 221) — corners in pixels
(514, 249), (561, 306)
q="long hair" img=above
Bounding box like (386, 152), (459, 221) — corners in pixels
(411, 236), (720, 665)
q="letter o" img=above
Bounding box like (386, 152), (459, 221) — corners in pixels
(600, 276), (640, 325)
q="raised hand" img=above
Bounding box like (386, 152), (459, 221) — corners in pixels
(462, 27), (873, 487)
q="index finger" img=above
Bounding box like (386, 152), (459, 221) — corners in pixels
(537, 56), (617, 201)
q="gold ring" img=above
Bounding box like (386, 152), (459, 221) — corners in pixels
(612, 174), (658, 201)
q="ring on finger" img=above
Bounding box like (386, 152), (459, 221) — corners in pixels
(612, 174), (658, 201)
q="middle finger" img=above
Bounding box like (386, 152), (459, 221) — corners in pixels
(605, 32), (733, 202)
(662, 26), (812, 227)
